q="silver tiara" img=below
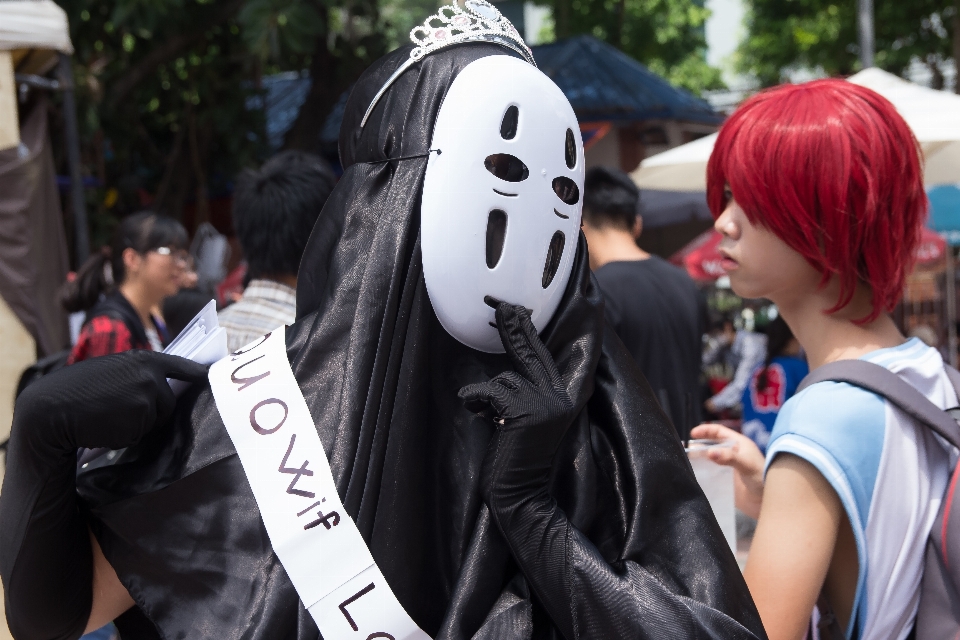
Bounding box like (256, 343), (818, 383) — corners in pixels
(360, 0), (536, 129)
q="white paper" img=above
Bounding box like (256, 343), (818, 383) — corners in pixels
(163, 299), (228, 394)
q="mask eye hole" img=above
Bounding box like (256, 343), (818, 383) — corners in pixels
(485, 154), (529, 182)
(552, 177), (579, 205)
(486, 209), (507, 269)
(500, 106), (519, 140)
(565, 129), (576, 168)
(542, 231), (565, 289)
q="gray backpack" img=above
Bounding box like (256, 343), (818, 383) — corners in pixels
(797, 359), (960, 639)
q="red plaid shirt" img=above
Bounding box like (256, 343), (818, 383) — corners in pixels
(67, 315), (151, 364)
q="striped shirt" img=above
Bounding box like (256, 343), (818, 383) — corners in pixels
(218, 279), (297, 352)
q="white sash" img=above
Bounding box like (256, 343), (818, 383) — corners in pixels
(209, 329), (432, 640)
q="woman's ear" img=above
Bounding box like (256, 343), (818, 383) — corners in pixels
(122, 247), (141, 277)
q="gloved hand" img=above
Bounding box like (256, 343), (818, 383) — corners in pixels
(459, 302), (579, 507)
(0, 350), (208, 640)
(19, 350), (208, 452)
(459, 305), (763, 640)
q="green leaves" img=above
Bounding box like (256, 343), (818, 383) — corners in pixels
(545, 0), (724, 95)
(649, 52), (726, 95)
(738, 0), (958, 86)
(238, 0), (325, 61)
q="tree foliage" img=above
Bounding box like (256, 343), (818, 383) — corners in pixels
(58, 0), (399, 244)
(57, 0), (721, 250)
(544, 0), (724, 94)
(738, 0), (959, 87)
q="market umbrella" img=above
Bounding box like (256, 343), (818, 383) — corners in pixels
(669, 229), (723, 283)
(672, 227), (946, 283)
(928, 185), (960, 246)
(0, 0), (72, 150)
(632, 68), (960, 192)
(915, 225), (948, 266)
(640, 188), (712, 229)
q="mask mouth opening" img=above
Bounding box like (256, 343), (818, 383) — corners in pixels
(486, 209), (508, 269)
(542, 231), (565, 288)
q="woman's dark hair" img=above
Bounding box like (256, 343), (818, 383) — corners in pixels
(232, 150), (336, 280)
(61, 211), (188, 312)
(756, 315), (795, 391)
(582, 166), (640, 231)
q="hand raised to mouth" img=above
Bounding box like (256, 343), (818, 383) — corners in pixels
(459, 301), (579, 499)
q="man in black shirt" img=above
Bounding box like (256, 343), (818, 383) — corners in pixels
(582, 166), (706, 435)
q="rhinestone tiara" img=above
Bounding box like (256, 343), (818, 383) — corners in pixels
(360, 0), (536, 129)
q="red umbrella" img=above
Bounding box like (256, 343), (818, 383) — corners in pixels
(915, 227), (947, 266)
(672, 227), (948, 282)
(669, 230), (726, 282)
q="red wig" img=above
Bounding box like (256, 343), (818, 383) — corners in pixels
(707, 79), (926, 323)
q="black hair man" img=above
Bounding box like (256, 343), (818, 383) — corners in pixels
(219, 150), (335, 351)
(580, 165), (707, 434)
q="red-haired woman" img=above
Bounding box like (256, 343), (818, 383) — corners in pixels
(691, 80), (944, 640)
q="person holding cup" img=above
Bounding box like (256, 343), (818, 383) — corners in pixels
(691, 80), (945, 640)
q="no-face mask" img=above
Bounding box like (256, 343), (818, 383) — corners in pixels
(421, 55), (584, 353)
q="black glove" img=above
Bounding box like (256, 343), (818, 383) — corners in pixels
(460, 304), (762, 639)
(0, 350), (208, 640)
(459, 303), (579, 507)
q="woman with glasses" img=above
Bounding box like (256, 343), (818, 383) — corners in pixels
(62, 211), (188, 364)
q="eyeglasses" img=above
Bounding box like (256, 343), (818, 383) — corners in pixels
(152, 247), (190, 264)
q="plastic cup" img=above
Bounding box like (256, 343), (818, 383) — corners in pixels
(685, 439), (736, 553)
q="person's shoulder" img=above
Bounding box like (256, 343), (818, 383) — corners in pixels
(68, 315), (134, 363)
(773, 354), (809, 379)
(82, 313), (130, 336)
(594, 260), (640, 280)
(766, 378), (893, 538)
(644, 254), (685, 272)
(776, 380), (885, 438)
(217, 300), (252, 330)
(592, 261), (645, 296)
(596, 256), (693, 286)
(768, 380), (886, 483)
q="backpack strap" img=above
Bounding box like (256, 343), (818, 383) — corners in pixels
(943, 365), (960, 402)
(798, 359), (960, 639)
(797, 359), (960, 450)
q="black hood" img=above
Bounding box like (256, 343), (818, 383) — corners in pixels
(78, 42), (766, 640)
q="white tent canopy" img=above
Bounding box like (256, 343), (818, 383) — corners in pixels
(632, 131), (715, 193)
(632, 68), (960, 192)
(0, 0), (73, 54)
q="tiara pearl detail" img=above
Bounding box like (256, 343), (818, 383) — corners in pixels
(360, 0), (535, 129)
(409, 0), (534, 63)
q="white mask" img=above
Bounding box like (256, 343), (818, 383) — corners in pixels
(421, 55), (584, 353)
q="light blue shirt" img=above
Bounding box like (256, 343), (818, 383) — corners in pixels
(765, 339), (955, 639)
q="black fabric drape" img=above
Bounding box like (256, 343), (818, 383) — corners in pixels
(0, 95), (70, 356)
(77, 43), (765, 639)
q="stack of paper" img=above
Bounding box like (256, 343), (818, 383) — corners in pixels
(79, 301), (228, 469)
(163, 299), (228, 394)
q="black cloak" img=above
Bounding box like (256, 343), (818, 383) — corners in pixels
(76, 43), (766, 639)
